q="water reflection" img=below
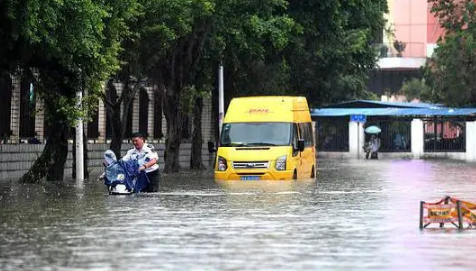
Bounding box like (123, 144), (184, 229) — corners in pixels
(216, 178), (316, 193)
(2, 159), (476, 270)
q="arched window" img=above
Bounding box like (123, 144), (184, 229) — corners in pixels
(20, 76), (35, 138)
(105, 85), (118, 138)
(153, 87), (163, 139)
(87, 109), (99, 139)
(138, 88), (149, 136)
(0, 74), (12, 139)
(124, 101), (133, 139)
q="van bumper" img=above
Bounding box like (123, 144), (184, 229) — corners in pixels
(214, 170), (295, 181)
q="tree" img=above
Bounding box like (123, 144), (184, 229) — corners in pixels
(285, 0), (388, 106)
(424, 0), (476, 106)
(202, 0), (297, 150)
(213, 0), (296, 95)
(129, 0), (296, 173)
(399, 78), (432, 102)
(138, 0), (215, 173)
(0, 0), (138, 182)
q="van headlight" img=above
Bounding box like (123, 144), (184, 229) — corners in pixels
(217, 156), (228, 171)
(275, 155), (286, 171)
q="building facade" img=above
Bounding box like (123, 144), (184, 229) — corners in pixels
(0, 76), (216, 145)
(369, 0), (445, 95)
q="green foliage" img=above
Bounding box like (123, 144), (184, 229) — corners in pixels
(286, 0), (388, 106)
(112, 0), (387, 108)
(399, 78), (431, 102)
(424, 0), (476, 106)
(1, 0), (139, 123)
(204, 0), (297, 95)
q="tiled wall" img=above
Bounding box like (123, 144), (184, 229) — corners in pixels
(0, 143), (215, 181)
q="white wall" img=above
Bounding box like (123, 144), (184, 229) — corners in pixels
(411, 119), (424, 158)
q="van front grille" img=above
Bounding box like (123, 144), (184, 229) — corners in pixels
(232, 161), (269, 169)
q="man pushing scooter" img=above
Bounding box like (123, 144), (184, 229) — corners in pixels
(101, 132), (159, 194)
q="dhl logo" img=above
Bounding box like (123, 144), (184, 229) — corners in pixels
(247, 109), (270, 114)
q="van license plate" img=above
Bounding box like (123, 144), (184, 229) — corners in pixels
(241, 176), (260, 181)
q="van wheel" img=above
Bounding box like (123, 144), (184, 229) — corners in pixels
(292, 170), (297, 180)
(311, 166), (315, 178)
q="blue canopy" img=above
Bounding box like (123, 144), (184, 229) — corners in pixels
(311, 107), (476, 117)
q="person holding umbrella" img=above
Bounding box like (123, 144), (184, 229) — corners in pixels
(369, 134), (380, 159)
(364, 126), (381, 159)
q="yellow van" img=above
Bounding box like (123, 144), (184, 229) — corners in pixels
(214, 96), (316, 180)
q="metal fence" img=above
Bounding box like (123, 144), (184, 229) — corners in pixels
(423, 119), (465, 152)
(316, 118), (349, 151)
(315, 117), (467, 153)
(364, 119), (411, 152)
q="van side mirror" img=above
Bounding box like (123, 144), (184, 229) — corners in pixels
(208, 141), (216, 153)
(298, 139), (305, 152)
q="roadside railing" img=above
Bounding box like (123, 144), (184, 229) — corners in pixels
(316, 118), (349, 151)
(364, 120), (411, 152)
(423, 120), (465, 152)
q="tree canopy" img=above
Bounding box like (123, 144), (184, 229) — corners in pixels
(1, 0), (389, 177)
(424, 0), (476, 106)
(285, 0), (388, 106)
(1, 0), (138, 181)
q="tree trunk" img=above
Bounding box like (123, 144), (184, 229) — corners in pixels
(19, 117), (69, 183)
(163, 86), (182, 173)
(190, 95), (205, 170)
(84, 132), (89, 178)
(105, 81), (138, 159)
(108, 107), (123, 159)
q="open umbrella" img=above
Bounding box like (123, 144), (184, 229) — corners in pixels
(365, 126), (381, 134)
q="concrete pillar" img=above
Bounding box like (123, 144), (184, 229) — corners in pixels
(10, 76), (21, 143)
(114, 83), (123, 119)
(96, 83), (107, 143)
(98, 98), (106, 143)
(147, 87), (154, 139)
(161, 106), (167, 142)
(201, 95), (213, 142)
(35, 97), (44, 142)
(349, 121), (364, 159)
(466, 121), (476, 162)
(411, 119), (424, 158)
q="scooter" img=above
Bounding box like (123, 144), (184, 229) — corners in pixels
(101, 150), (149, 195)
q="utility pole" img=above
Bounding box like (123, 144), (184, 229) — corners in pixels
(218, 64), (224, 136)
(75, 90), (84, 181)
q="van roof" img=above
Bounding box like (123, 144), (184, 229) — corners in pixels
(224, 96), (310, 123)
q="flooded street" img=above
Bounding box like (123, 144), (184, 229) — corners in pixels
(2, 159), (476, 270)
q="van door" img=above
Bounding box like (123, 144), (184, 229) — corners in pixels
(296, 123), (305, 178)
(291, 123), (301, 178)
(298, 122), (315, 178)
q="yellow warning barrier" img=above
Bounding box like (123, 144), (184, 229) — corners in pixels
(420, 196), (476, 229)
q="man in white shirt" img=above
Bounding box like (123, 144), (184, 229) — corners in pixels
(122, 132), (159, 192)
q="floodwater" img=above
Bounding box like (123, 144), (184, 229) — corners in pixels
(2, 159), (476, 271)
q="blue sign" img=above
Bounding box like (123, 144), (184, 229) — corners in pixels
(350, 114), (366, 123)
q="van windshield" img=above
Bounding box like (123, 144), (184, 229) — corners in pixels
(220, 122), (292, 147)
